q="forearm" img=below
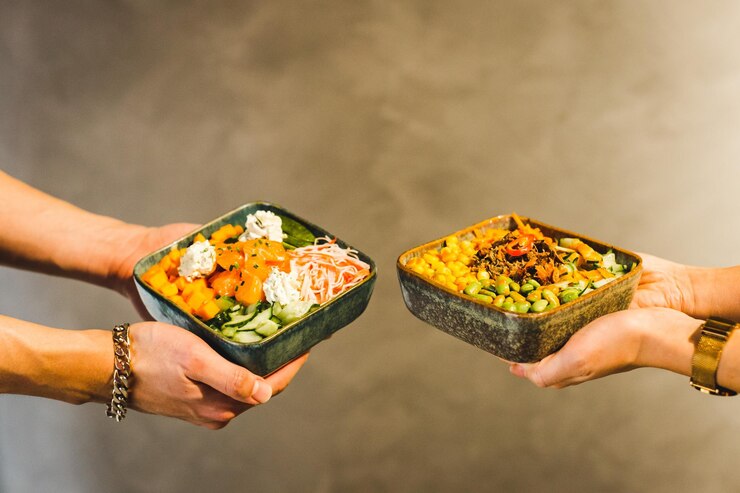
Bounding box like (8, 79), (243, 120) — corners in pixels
(0, 170), (146, 292)
(0, 315), (112, 404)
(687, 265), (740, 321)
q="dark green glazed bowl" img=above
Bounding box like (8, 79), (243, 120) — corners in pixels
(397, 215), (642, 363)
(134, 202), (376, 376)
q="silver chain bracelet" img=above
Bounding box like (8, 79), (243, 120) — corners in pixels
(106, 323), (132, 422)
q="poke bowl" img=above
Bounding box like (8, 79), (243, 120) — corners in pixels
(396, 214), (642, 363)
(134, 202), (376, 376)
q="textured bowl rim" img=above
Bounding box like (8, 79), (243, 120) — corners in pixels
(396, 214), (642, 318)
(134, 201), (377, 346)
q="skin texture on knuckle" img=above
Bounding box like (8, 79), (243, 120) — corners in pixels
(227, 367), (256, 401)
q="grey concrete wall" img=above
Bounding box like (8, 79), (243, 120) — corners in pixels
(1, 1), (739, 492)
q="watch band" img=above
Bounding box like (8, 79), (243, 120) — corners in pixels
(690, 317), (737, 396)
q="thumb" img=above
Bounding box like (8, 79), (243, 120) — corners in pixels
(186, 346), (272, 405)
(509, 352), (576, 389)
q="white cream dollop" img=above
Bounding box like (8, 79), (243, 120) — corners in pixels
(262, 267), (301, 305)
(177, 240), (216, 281)
(238, 210), (284, 243)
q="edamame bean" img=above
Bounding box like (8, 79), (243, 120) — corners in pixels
(493, 294), (506, 307)
(464, 281), (482, 296)
(510, 291), (526, 303)
(479, 289), (497, 298)
(520, 282), (535, 294)
(528, 279), (541, 288)
(559, 288), (580, 303)
(531, 299), (549, 313)
(501, 299), (514, 311)
(495, 280), (510, 296)
(526, 290), (542, 303)
(474, 293), (493, 303)
(509, 281), (520, 293)
(514, 301), (531, 313)
(542, 289), (560, 307)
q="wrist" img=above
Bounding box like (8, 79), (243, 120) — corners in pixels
(87, 219), (150, 296)
(635, 308), (702, 377)
(0, 318), (112, 405)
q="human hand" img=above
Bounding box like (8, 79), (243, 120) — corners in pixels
(508, 307), (700, 388)
(128, 321), (308, 429)
(631, 253), (695, 314)
(108, 222), (198, 319)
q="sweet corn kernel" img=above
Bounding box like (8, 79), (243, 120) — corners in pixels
(434, 274), (448, 284)
(477, 270), (490, 280)
(445, 235), (459, 245)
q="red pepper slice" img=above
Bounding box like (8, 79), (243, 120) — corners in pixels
(505, 234), (534, 257)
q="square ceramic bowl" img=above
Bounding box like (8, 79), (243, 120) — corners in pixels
(397, 214), (642, 363)
(134, 202), (377, 376)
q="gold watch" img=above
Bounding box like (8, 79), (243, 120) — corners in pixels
(690, 317), (737, 396)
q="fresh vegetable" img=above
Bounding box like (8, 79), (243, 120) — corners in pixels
(142, 210), (368, 343)
(505, 234), (534, 257)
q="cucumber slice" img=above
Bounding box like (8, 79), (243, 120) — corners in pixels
(232, 331), (263, 344)
(242, 306), (273, 331)
(221, 325), (238, 338)
(222, 310), (258, 329)
(215, 296), (236, 312)
(592, 278), (614, 289)
(601, 252), (617, 271)
(274, 300), (316, 324)
(254, 320), (280, 337)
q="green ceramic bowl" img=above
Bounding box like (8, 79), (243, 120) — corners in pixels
(134, 202), (377, 376)
(397, 214), (642, 363)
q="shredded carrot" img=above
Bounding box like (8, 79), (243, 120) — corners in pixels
(289, 237), (371, 304)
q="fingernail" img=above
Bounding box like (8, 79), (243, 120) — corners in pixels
(251, 380), (272, 404)
(509, 364), (524, 377)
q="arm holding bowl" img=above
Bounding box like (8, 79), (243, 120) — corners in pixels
(0, 170), (307, 427)
(510, 253), (740, 392)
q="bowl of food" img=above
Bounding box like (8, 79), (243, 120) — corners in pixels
(134, 202), (376, 376)
(396, 214), (642, 362)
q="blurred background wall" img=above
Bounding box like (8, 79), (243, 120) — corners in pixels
(1, 1), (739, 492)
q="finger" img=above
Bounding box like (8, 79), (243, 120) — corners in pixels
(158, 222), (201, 243)
(185, 347), (272, 406)
(509, 350), (587, 389)
(265, 353), (309, 396)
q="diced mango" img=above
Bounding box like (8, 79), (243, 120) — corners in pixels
(159, 255), (173, 272)
(197, 300), (220, 320)
(194, 233), (207, 243)
(168, 249), (181, 261)
(187, 291), (207, 310)
(161, 282), (178, 297)
(168, 295), (191, 313)
(174, 277), (187, 291)
(148, 270), (168, 290)
(182, 282), (196, 300)
(201, 287), (215, 300)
